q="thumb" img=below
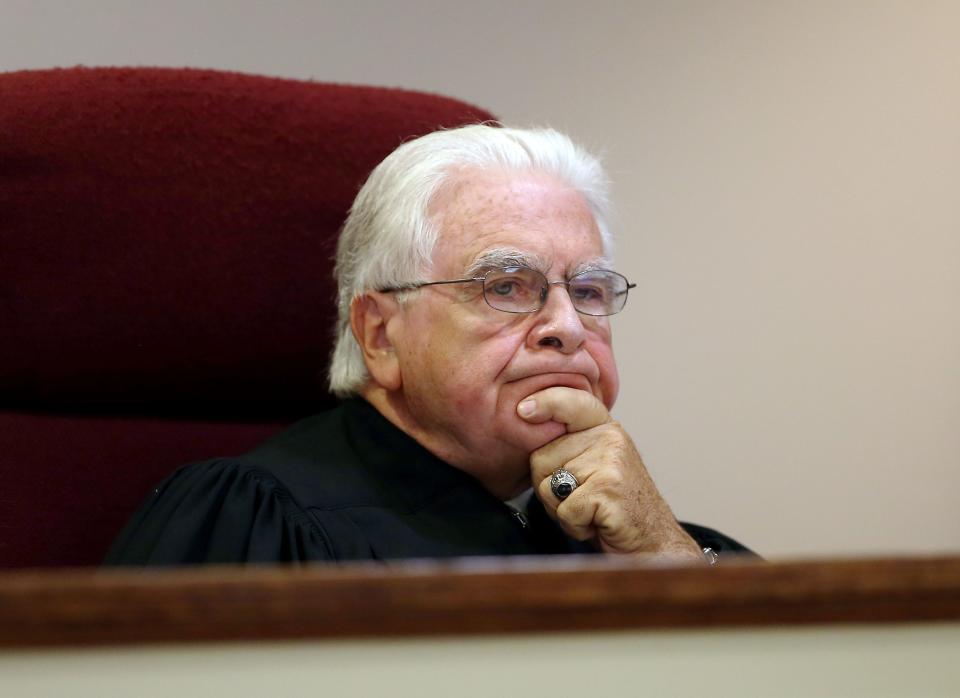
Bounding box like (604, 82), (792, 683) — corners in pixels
(516, 386), (611, 432)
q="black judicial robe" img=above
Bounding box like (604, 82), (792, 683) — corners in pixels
(105, 398), (752, 566)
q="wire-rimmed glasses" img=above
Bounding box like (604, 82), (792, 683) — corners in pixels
(379, 266), (635, 317)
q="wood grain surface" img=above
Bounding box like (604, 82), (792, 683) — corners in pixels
(1, 555), (959, 647)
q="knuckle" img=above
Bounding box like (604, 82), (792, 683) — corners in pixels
(558, 496), (583, 520)
(601, 469), (627, 490)
(595, 425), (622, 447)
(537, 477), (555, 501)
(529, 450), (553, 477)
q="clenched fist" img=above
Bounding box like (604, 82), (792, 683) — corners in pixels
(518, 387), (703, 560)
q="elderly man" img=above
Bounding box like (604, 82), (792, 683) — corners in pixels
(107, 125), (748, 565)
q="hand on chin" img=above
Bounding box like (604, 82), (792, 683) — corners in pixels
(499, 378), (596, 450)
(504, 389), (585, 453)
(513, 416), (568, 452)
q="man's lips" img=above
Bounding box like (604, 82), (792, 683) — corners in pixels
(505, 372), (594, 396)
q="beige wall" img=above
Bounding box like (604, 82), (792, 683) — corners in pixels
(4, 625), (960, 697)
(3, 1), (957, 557)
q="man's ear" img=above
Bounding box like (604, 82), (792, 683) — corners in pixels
(350, 292), (402, 391)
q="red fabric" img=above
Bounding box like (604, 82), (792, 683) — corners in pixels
(0, 412), (283, 568)
(0, 67), (495, 567)
(1, 66), (493, 412)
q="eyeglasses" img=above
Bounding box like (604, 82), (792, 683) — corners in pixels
(379, 266), (636, 316)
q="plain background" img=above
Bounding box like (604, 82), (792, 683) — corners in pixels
(2, 0), (957, 558)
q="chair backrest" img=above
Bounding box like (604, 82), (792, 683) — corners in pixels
(0, 66), (493, 568)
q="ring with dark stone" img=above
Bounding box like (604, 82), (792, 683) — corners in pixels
(549, 469), (579, 500)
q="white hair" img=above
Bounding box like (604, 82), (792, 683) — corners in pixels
(328, 124), (613, 397)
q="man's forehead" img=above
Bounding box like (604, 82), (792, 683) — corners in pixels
(429, 166), (607, 274)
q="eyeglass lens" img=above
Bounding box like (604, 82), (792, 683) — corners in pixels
(481, 267), (629, 316)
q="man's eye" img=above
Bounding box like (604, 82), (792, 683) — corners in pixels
(572, 284), (606, 301)
(489, 280), (521, 297)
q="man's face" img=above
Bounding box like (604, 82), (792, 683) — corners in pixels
(387, 167), (620, 497)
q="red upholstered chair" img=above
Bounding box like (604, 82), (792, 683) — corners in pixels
(0, 67), (493, 568)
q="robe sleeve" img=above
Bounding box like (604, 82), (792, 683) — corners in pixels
(104, 459), (334, 566)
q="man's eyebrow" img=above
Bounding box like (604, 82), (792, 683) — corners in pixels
(570, 257), (614, 276)
(464, 248), (550, 276)
(465, 250), (615, 278)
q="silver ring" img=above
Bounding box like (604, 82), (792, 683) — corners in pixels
(549, 469), (579, 500)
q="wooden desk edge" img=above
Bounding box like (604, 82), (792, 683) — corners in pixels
(1, 555), (959, 647)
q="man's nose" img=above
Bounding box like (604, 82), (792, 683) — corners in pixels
(527, 284), (587, 353)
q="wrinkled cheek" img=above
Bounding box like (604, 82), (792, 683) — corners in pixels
(603, 364), (620, 408)
(449, 364), (498, 408)
(594, 345), (619, 409)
